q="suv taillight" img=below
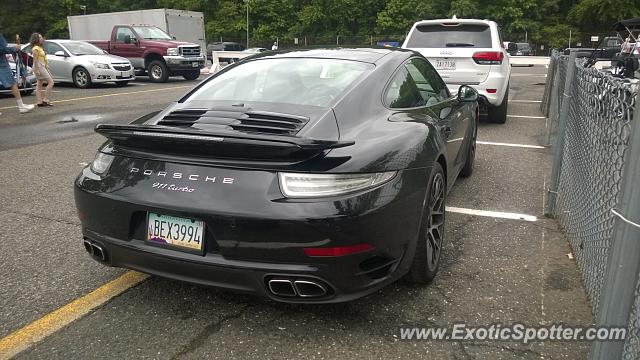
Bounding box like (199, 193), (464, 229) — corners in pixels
(472, 51), (504, 65)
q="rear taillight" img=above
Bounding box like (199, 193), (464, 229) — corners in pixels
(472, 51), (504, 65)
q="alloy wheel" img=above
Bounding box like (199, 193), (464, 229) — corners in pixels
(75, 70), (88, 87)
(151, 65), (163, 80)
(425, 172), (445, 272)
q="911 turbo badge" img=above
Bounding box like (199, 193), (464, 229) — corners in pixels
(75, 48), (478, 303)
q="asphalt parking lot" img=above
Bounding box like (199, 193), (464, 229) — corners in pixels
(0, 67), (593, 359)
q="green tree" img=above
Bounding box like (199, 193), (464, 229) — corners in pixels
(375, 0), (436, 35)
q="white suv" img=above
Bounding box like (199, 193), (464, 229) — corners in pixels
(402, 18), (510, 123)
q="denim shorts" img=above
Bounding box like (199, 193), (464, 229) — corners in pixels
(0, 66), (16, 88)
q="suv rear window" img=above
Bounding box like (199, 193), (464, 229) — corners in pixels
(405, 24), (492, 48)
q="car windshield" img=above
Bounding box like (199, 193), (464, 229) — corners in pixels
(188, 58), (373, 107)
(406, 24), (492, 48)
(63, 41), (104, 56)
(132, 26), (172, 40)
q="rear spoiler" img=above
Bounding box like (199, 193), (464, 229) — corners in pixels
(94, 124), (354, 160)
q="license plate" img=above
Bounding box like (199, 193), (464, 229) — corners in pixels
(147, 213), (204, 252)
(192, 62), (199, 67)
(435, 59), (456, 70)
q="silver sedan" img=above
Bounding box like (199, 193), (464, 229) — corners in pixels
(22, 40), (135, 88)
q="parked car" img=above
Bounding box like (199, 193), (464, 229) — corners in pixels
(244, 47), (268, 53)
(75, 48), (479, 303)
(403, 17), (511, 123)
(206, 42), (245, 53)
(22, 40), (134, 88)
(87, 25), (205, 82)
(0, 53), (35, 96)
(507, 42), (534, 56)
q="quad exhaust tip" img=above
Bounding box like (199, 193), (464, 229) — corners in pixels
(83, 239), (108, 262)
(267, 278), (329, 298)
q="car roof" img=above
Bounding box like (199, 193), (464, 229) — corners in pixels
(257, 48), (405, 64)
(45, 39), (79, 43)
(412, 18), (495, 27)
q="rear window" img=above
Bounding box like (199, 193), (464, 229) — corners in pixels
(405, 24), (492, 48)
(188, 58), (373, 107)
(517, 43), (531, 50)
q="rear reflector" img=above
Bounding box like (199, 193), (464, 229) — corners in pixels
(303, 243), (374, 257)
(487, 89), (497, 94)
(472, 51), (504, 65)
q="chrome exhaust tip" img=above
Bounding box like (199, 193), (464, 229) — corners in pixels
(293, 280), (327, 298)
(91, 244), (107, 262)
(267, 279), (297, 297)
(83, 240), (94, 255)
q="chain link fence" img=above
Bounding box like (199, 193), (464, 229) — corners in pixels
(543, 52), (640, 359)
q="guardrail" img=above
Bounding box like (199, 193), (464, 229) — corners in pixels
(542, 52), (640, 360)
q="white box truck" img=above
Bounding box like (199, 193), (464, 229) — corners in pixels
(68, 9), (207, 82)
(68, 8), (206, 59)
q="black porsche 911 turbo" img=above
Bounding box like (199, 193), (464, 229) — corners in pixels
(75, 48), (478, 303)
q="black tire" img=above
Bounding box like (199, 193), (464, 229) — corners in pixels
(115, 81), (129, 87)
(488, 87), (508, 124)
(21, 89), (34, 96)
(73, 67), (92, 88)
(460, 112), (477, 178)
(406, 162), (446, 284)
(148, 60), (169, 83)
(182, 70), (200, 81)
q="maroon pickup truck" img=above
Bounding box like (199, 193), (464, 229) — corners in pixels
(89, 25), (205, 82)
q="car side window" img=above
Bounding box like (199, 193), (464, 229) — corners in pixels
(384, 67), (424, 109)
(44, 42), (64, 55)
(115, 27), (135, 43)
(406, 58), (449, 105)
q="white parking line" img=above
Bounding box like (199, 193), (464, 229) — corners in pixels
(477, 141), (545, 149)
(510, 100), (542, 103)
(507, 115), (546, 119)
(0, 85), (189, 110)
(446, 206), (538, 222)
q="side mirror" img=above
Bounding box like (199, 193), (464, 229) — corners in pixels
(171, 35), (177, 40)
(457, 85), (478, 102)
(54, 50), (66, 57)
(124, 35), (132, 44)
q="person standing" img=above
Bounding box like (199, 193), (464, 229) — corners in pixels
(271, 41), (278, 51)
(0, 33), (34, 116)
(29, 33), (54, 107)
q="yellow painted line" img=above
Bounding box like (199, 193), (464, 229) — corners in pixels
(0, 86), (189, 110)
(0, 271), (149, 359)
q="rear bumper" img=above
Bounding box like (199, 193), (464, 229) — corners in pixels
(74, 166), (429, 303)
(447, 69), (508, 107)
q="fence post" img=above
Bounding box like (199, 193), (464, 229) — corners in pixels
(544, 51), (577, 217)
(590, 85), (640, 359)
(544, 56), (560, 146)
